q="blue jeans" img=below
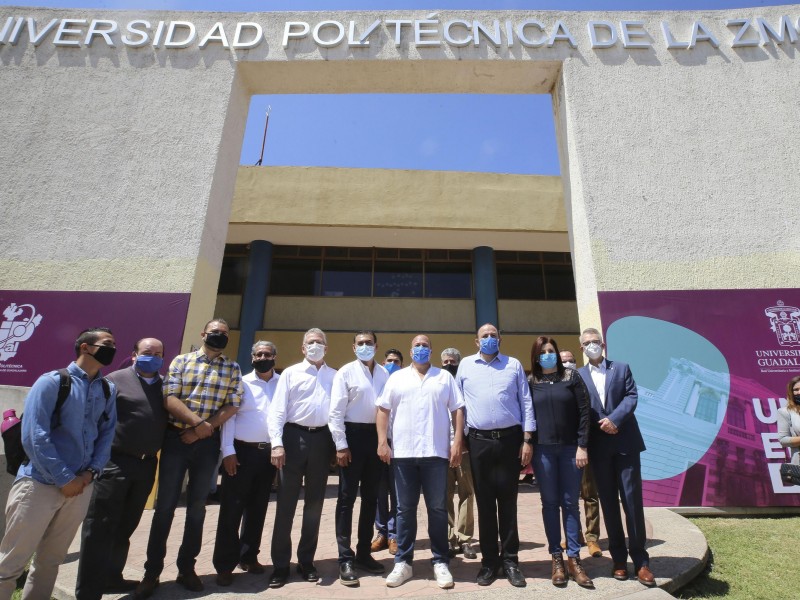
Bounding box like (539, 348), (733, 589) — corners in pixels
(393, 457), (449, 565)
(144, 429), (220, 575)
(533, 444), (582, 557)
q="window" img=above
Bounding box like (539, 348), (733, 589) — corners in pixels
(695, 390), (720, 424)
(496, 251), (574, 300)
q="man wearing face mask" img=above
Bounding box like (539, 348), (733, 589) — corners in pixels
(557, 349), (602, 559)
(267, 328), (337, 588)
(75, 337), (167, 600)
(377, 335), (464, 589)
(137, 319), (242, 598)
(372, 349), (404, 554)
(329, 331), (389, 586)
(441, 348), (477, 560)
(0, 327), (117, 600)
(577, 328), (654, 587)
(213, 341), (279, 586)
(455, 323), (534, 588)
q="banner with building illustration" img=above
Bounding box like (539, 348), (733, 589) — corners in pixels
(598, 288), (800, 507)
(0, 291), (190, 387)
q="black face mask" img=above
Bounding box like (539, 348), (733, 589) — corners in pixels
(204, 332), (229, 350)
(90, 345), (116, 366)
(253, 358), (275, 373)
(443, 364), (458, 377)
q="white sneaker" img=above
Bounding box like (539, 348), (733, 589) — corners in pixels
(386, 562), (413, 587)
(433, 562), (454, 589)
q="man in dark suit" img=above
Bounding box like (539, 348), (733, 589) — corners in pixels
(577, 328), (655, 587)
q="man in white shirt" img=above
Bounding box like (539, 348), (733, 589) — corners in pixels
(267, 328), (336, 588)
(376, 335), (464, 589)
(329, 331), (389, 586)
(213, 341), (279, 587)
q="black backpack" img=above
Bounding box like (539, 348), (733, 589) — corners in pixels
(2, 369), (110, 476)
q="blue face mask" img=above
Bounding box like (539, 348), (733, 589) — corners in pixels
(479, 336), (499, 355)
(355, 344), (376, 362)
(135, 355), (163, 373)
(411, 345), (431, 364)
(539, 353), (558, 369)
(384, 362), (400, 374)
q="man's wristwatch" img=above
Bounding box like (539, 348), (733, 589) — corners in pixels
(524, 438), (534, 445)
(86, 467), (99, 480)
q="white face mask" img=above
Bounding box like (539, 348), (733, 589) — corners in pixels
(584, 342), (603, 360)
(563, 361), (576, 369)
(305, 342), (325, 362)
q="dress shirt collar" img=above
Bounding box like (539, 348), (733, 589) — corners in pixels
(194, 348), (226, 364)
(472, 352), (505, 366)
(589, 359), (608, 374)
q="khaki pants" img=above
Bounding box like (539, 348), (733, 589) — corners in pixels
(581, 466), (600, 542)
(0, 478), (93, 600)
(446, 455), (475, 545)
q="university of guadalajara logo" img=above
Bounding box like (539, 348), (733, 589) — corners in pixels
(764, 301), (800, 347)
(0, 303), (43, 362)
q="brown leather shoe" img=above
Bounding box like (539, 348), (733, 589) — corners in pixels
(637, 565), (656, 587)
(134, 575), (159, 600)
(551, 553), (567, 586)
(388, 538), (398, 555)
(612, 563), (629, 581)
(586, 540), (603, 557)
(371, 534), (388, 552)
(239, 560), (266, 574)
(567, 557), (594, 589)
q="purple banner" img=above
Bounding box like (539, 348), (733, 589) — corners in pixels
(598, 288), (800, 507)
(0, 290), (190, 387)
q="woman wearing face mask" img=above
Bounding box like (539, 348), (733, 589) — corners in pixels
(778, 376), (800, 467)
(528, 336), (592, 589)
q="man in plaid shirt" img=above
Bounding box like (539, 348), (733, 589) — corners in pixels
(136, 318), (242, 599)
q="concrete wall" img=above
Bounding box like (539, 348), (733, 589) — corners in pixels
(2, 4), (798, 345)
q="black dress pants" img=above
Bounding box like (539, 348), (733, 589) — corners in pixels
(213, 440), (276, 573)
(468, 427), (523, 569)
(270, 425), (334, 568)
(76, 452), (157, 600)
(334, 424), (381, 563)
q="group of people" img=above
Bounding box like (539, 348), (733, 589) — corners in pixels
(0, 318), (658, 599)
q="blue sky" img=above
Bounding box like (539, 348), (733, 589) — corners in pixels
(3, 1), (788, 175)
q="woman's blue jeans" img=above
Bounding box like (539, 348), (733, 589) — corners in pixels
(532, 444), (582, 556)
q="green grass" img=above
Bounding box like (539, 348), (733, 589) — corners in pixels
(678, 516), (800, 600)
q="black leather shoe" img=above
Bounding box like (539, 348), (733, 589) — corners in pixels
(476, 565), (499, 586)
(504, 564), (527, 588)
(462, 543), (478, 559)
(339, 561), (359, 586)
(176, 570), (204, 592)
(215, 572), (233, 587)
(297, 563), (319, 582)
(134, 575), (159, 600)
(269, 567), (290, 588)
(354, 554), (385, 574)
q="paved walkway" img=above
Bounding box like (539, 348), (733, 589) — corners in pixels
(54, 477), (707, 600)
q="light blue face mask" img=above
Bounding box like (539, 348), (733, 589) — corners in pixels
(135, 354), (163, 373)
(411, 345), (431, 364)
(539, 352), (558, 369)
(479, 336), (499, 355)
(355, 344), (376, 361)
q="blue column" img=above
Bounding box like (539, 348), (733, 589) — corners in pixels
(473, 246), (498, 330)
(237, 240), (273, 367)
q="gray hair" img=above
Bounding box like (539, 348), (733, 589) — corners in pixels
(580, 328), (603, 344)
(251, 340), (277, 356)
(441, 347), (461, 362)
(304, 328), (327, 345)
